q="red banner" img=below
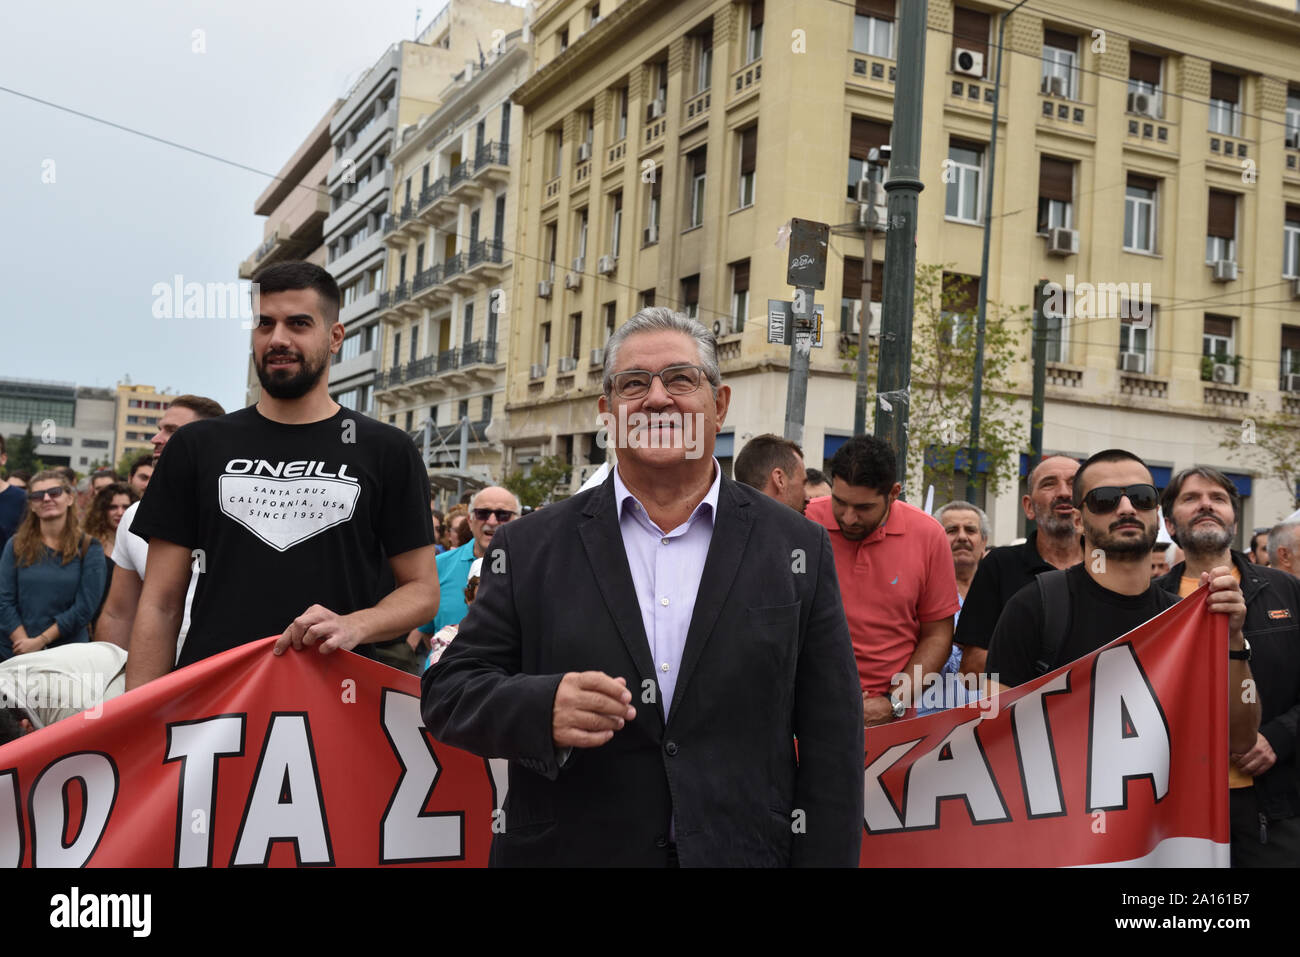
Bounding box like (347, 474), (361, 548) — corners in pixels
(1, 638), (498, 867)
(1, 587), (1226, 867)
(860, 586), (1228, 866)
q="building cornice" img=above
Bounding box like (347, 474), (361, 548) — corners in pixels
(513, 0), (673, 108)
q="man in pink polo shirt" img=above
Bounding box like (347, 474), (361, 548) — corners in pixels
(807, 435), (960, 726)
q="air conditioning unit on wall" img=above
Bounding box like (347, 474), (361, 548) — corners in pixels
(952, 48), (984, 78)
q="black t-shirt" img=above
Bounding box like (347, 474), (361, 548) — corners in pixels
(131, 405), (433, 667)
(986, 564), (1179, 688)
(955, 529), (1060, 650)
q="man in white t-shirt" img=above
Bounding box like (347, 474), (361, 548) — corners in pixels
(95, 395), (225, 660)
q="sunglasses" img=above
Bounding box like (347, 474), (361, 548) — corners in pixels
(1081, 484), (1159, 514)
(28, 487), (68, 502)
(472, 508), (517, 523)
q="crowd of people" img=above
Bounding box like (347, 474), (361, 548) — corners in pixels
(2, 259), (1299, 868)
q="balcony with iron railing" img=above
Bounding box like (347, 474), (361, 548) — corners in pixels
(443, 252), (466, 280)
(437, 348), (461, 373)
(466, 239), (505, 277)
(473, 141), (509, 183)
(412, 264), (443, 295)
(448, 160), (472, 197)
(404, 355), (436, 385)
(382, 212), (400, 236)
(418, 176), (447, 211)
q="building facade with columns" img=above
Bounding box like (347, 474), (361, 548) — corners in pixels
(502, 0), (1300, 543)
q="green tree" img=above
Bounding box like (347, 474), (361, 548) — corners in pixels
(117, 447), (151, 478)
(1217, 401), (1300, 510)
(5, 423), (41, 475)
(900, 263), (1030, 504)
(502, 454), (572, 508)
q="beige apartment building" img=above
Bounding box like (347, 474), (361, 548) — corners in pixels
(114, 383), (178, 466)
(505, 0), (1300, 542)
(375, 23), (530, 499)
(237, 104), (338, 407)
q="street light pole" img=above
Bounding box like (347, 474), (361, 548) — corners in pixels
(966, 0), (1029, 503)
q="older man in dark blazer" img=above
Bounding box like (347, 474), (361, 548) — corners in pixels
(422, 308), (863, 867)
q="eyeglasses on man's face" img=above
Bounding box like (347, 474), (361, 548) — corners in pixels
(472, 508), (517, 523)
(610, 364), (709, 400)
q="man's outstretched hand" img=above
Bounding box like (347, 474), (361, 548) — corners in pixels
(553, 671), (637, 748)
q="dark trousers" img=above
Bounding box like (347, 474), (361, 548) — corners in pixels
(1230, 787), (1300, 867)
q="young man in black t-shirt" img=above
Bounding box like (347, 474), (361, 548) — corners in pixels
(125, 263), (438, 688)
(986, 449), (1259, 756)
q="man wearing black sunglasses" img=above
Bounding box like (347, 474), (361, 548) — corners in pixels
(987, 450), (1258, 759)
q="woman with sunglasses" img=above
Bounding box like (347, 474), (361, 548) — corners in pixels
(0, 470), (107, 659)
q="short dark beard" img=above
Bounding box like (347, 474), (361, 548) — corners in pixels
(257, 348), (327, 399)
(1086, 517), (1158, 560)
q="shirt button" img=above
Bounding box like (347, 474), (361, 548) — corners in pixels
(660, 662), (670, 672)
(665, 741), (679, 756)
(661, 537), (669, 545)
(660, 597), (670, 606)
(655, 835), (668, 848)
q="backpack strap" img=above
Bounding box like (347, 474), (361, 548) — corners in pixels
(1033, 569), (1071, 677)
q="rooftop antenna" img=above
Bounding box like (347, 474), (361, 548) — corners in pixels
(415, 7), (422, 39)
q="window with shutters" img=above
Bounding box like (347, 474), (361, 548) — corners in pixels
(738, 126), (757, 208)
(409, 323), (419, 362)
(539, 322), (551, 367)
(646, 166), (662, 241)
(951, 7), (989, 77)
(543, 222), (558, 280)
(1041, 283), (1073, 364)
(575, 207), (589, 262)
(696, 31), (713, 94)
(1041, 29), (1078, 99)
(1206, 190), (1238, 264)
(610, 191), (623, 259)
(1284, 205), (1300, 278)
(463, 302), (474, 346)
(1037, 156), (1074, 233)
(840, 257), (883, 334)
(1287, 88), (1300, 147)
(853, 0), (895, 58)
(550, 127), (563, 179)
(682, 274), (700, 320)
(746, 1), (764, 64)
(616, 87), (629, 141)
(640, 289), (656, 309)
(945, 139), (983, 224)
(1127, 50), (1163, 117)
(1203, 315), (1235, 363)
(1281, 326), (1300, 378)
(941, 273), (979, 346)
(730, 260), (750, 333)
(1209, 70), (1241, 136)
(1119, 307), (1155, 372)
(570, 313), (582, 359)
(1124, 174), (1158, 253)
(687, 147), (707, 228)
(393, 331), (402, 368)
(847, 116), (891, 200)
(603, 302), (617, 344)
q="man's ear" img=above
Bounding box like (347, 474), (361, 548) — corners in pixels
(770, 467), (787, 494)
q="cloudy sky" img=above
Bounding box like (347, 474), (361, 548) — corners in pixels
(0, 0), (458, 413)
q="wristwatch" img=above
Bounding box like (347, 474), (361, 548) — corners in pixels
(1228, 637), (1251, 661)
(886, 692), (905, 719)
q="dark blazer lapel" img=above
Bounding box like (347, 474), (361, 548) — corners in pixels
(668, 476), (754, 723)
(578, 473), (665, 728)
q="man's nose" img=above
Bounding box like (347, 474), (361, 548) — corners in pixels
(641, 374), (674, 407)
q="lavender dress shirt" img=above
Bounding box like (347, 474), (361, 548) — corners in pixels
(612, 459), (721, 715)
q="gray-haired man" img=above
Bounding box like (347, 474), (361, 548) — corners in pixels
(422, 308), (863, 866)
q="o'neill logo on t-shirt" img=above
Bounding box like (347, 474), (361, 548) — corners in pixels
(219, 458), (361, 552)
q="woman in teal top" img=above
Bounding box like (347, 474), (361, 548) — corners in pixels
(0, 470), (106, 661)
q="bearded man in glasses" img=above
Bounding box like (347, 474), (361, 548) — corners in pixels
(422, 307), (863, 867)
(1153, 467), (1300, 866)
(986, 448), (1258, 744)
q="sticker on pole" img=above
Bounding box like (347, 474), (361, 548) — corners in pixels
(768, 299), (825, 347)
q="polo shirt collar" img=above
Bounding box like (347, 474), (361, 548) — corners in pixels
(613, 458), (721, 531)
